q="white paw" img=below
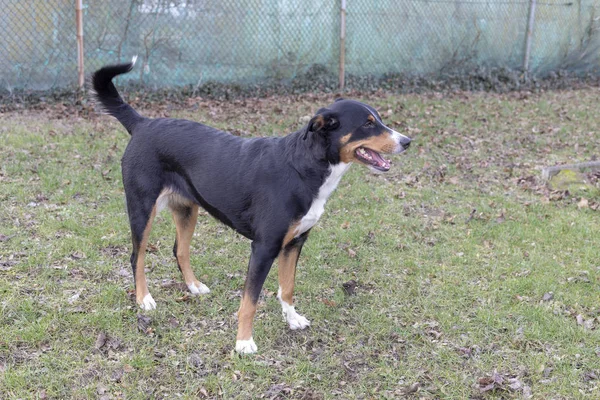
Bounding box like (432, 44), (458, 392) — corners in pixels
(235, 338), (257, 354)
(278, 293), (310, 330)
(187, 281), (210, 296)
(139, 293), (156, 310)
(284, 307), (311, 330)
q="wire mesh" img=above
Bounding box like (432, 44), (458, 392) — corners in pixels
(82, 0), (338, 89)
(0, 0), (599, 92)
(0, 0), (76, 91)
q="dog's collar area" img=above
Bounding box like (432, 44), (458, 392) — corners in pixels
(354, 147), (390, 171)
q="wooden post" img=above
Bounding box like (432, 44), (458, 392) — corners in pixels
(76, 0), (85, 88)
(523, 0), (537, 73)
(339, 0), (346, 91)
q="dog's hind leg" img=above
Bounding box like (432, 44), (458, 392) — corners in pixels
(277, 231), (310, 330)
(128, 201), (158, 311)
(171, 203), (210, 295)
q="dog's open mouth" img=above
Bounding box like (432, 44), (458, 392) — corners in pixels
(355, 147), (390, 171)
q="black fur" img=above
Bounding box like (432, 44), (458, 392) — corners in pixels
(91, 61), (411, 349)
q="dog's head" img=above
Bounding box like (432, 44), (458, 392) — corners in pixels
(304, 99), (411, 172)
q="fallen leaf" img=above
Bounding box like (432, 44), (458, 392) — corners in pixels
(264, 383), (291, 398)
(137, 314), (152, 334)
(97, 384), (107, 395)
(320, 298), (336, 307)
(342, 280), (357, 296)
(508, 377), (522, 391)
(95, 332), (107, 350)
(70, 251), (86, 260)
(584, 371), (598, 382)
(542, 292), (554, 301)
(188, 352), (203, 369)
(160, 280), (187, 291)
(147, 243), (158, 253)
(584, 318), (595, 330)
(491, 371), (504, 385)
(68, 291), (82, 304)
(496, 212), (505, 223)
(578, 198), (589, 209)
(404, 382), (420, 394)
(111, 368), (124, 382)
(176, 293), (191, 302)
(466, 208), (477, 223)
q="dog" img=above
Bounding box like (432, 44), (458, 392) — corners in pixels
(91, 58), (411, 354)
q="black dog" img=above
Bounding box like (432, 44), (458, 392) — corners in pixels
(91, 59), (411, 354)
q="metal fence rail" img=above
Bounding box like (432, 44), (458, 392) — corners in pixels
(1, 0), (599, 92)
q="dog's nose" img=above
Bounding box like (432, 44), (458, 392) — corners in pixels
(401, 136), (412, 150)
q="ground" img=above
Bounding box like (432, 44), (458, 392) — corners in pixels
(1, 89), (599, 399)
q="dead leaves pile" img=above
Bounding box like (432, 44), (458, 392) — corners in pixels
(477, 370), (532, 397)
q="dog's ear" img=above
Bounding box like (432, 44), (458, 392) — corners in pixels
(334, 97), (344, 102)
(303, 108), (339, 140)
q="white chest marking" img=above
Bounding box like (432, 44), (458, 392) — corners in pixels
(295, 163), (350, 236)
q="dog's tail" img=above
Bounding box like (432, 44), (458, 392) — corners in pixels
(90, 56), (142, 135)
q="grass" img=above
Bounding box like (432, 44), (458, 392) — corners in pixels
(1, 89), (600, 399)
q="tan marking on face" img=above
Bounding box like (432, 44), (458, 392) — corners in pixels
(367, 114), (375, 122)
(135, 206), (157, 305)
(312, 114), (325, 131)
(172, 204), (200, 287)
(339, 133), (352, 145)
(236, 292), (257, 341)
(339, 130), (398, 164)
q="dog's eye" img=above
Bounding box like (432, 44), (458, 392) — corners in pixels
(363, 121), (375, 128)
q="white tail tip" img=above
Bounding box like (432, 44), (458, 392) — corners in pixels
(131, 55), (138, 66)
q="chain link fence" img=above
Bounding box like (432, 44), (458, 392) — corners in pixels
(1, 0), (599, 93)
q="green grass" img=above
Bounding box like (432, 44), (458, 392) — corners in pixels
(1, 90), (600, 399)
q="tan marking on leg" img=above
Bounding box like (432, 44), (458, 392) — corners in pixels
(135, 206), (156, 306)
(282, 221), (300, 249)
(236, 292), (257, 341)
(279, 222), (306, 306)
(278, 246), (300, 305)
(172, 204), (201, 288)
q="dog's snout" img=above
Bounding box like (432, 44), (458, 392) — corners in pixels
(401, 136), (412, 150)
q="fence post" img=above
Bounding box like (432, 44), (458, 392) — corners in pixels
(76, 0), (85, 88)
(523, 0), (537, 73)
(339, 0), (346, 91)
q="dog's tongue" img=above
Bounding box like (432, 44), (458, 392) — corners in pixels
(364, 148), (390, 170)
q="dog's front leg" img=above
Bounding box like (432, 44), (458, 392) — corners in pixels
(236, 241), (279, 354)
(278, 231), (311, 330)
